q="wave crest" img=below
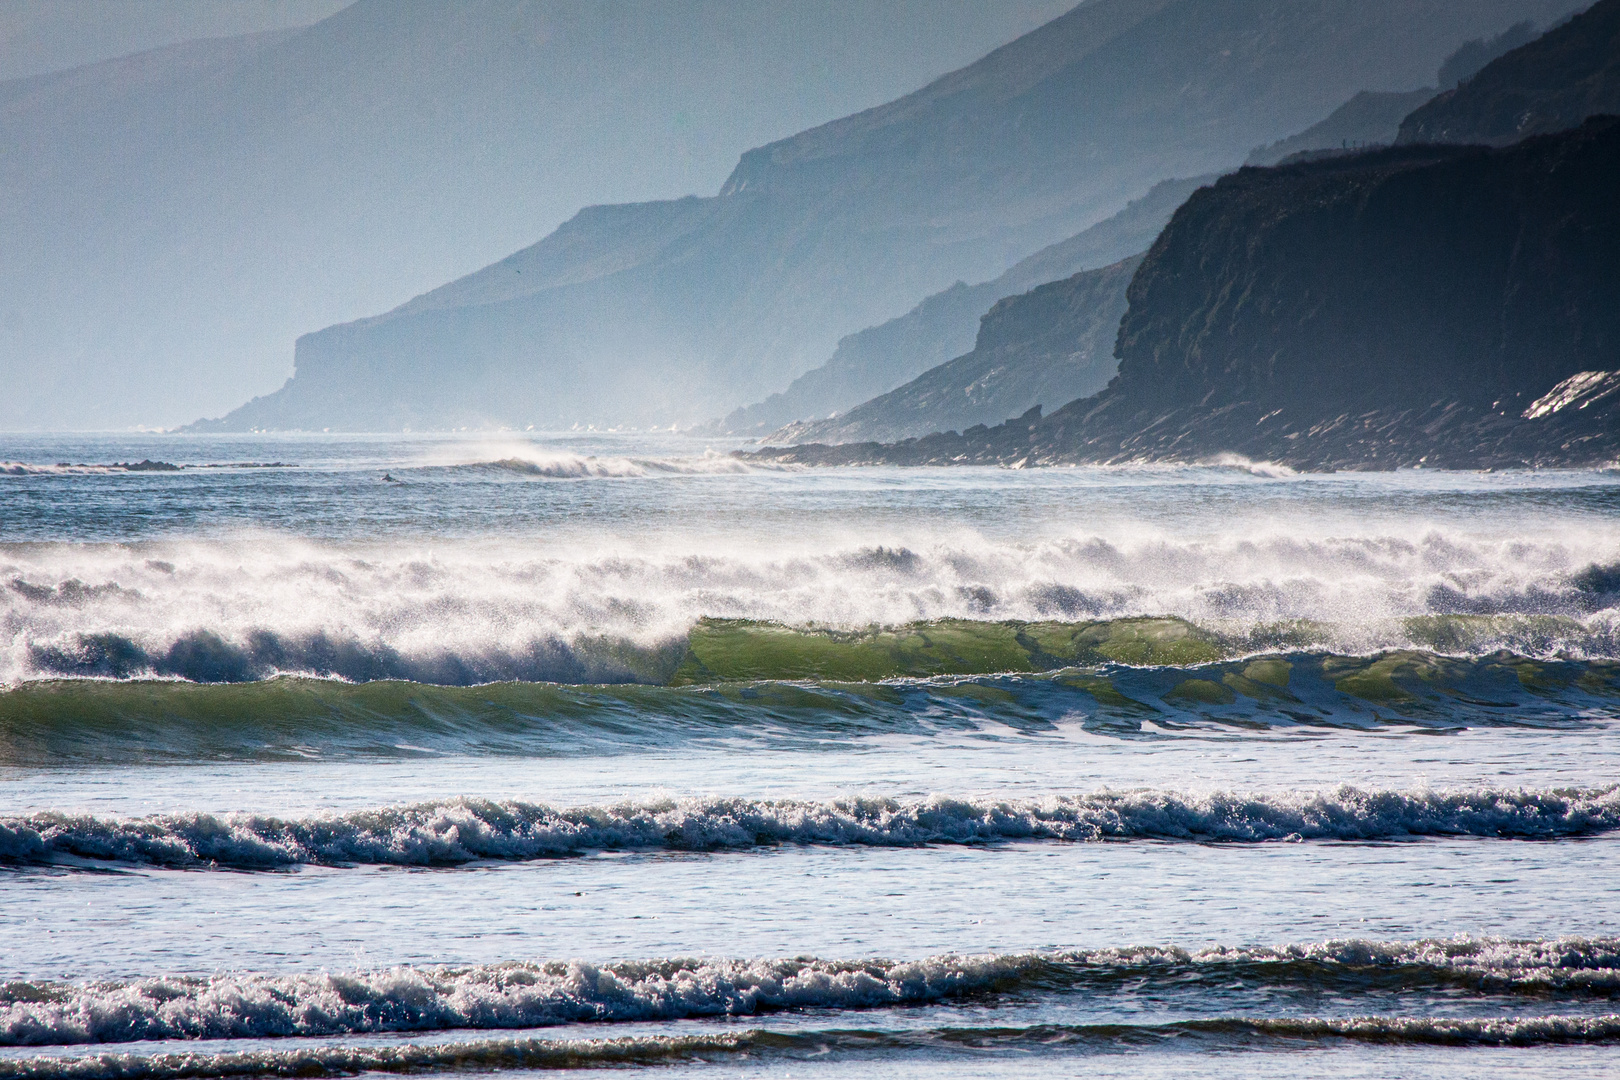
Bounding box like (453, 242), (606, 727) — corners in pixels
(5, 786), (1617, 870)
(0, 955), (1024, 1046)
(442, 450), (767, 479)
(3, 938), (1618, 1047)
(7, 527), (1620, 687)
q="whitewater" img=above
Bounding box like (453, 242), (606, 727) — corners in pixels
(2, 431), (1619, 1078)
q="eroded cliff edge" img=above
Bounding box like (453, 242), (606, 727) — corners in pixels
(754, 116), (1620, 471)
(768, 255), (1142, 447)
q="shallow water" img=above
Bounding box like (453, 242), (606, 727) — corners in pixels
(1, 433), (1618, 1077)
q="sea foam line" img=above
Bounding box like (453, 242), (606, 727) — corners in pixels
(8, 525), (1620, 688)
(2, 787), (1617, 871)
(3, 939), (1618, 1047)
(464, 452), (771, 478)
(4, 1014), (1620, 1077)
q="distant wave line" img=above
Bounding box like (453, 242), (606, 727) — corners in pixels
(419, 452), (780, 479)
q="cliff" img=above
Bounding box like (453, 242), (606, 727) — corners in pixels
(716, 176), (1210, 438)
(769, 255), (1141, 446)
(772, 13), (1586, 449)
(756, 116), (1620, 471)
(1246, 89), (1436, 165)
(192, 0), (1577, 432)
(1399, 0), (1620, 144)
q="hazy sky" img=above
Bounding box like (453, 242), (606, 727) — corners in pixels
(0, 0), (1088, 429)
(0, 0), (352, 80)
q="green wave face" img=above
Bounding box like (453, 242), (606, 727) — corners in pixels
(2, 622), (1618, 764)
(672, 617), (1229, 684)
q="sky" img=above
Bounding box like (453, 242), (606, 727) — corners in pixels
(0, 0), (1086, 429)
(0, 0), (351, 80)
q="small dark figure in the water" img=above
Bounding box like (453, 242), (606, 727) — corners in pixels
(382, 473), (402, 483)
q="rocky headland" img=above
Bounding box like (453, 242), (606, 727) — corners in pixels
(753, 115), (1620, 471)
(186, 0), (1568, 433)
(1399, 0), (1619, 144)
(769, 255), (1142, 447)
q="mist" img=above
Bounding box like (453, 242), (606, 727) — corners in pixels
(0, 0), (1074, 430)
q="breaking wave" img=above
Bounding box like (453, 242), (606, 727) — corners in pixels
(5, 640), (1620, 764)
(5, 526), (1620, 687)
(3, 953), (1026, 1045)
(1200, 454), (1299, 478)
(429, 450), (771, 479)
(4, 787), (1616, 870)
(3, 464), (105, 477)
(1, 938), (1618, 1048)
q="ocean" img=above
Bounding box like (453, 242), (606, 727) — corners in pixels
(1, 431), (1618, 1078)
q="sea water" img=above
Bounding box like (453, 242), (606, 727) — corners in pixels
(1, 431), (1618, 1078)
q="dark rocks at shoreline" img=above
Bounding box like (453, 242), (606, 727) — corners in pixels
(748, 377), (1620, 472)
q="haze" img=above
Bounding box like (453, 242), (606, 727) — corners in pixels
(0, 0), (1075, 429)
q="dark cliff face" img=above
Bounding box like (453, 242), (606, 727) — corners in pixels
(769, 255), (1142, 446)
(1399, 0), (1620, 145)
(1110, 120), (1620, 415)
(758, 116), (1620, 470)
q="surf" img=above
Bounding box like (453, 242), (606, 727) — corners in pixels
(7, 523), (1620, 688)
(4, 1016), (1620, 1080)
(2, 641), (1617, 765)
(3, 937), (1617, 1048)
(4, 786), (1617, 870)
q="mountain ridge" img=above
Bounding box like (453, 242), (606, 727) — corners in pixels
(1400, 0), (1620, 143)
(713, 174), (1214, 438)
(769, 254), (1143, 447)
(2, 0), (1082, 430)
(192, 0), (1575, 433)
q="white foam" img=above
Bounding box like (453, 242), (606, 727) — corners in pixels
(5, 521), (1620, 684)
(4, 786), (1616, 869)
(7, 1015), (1620, 1080)
(0, 1030), (752, 1077)
(0, 954), (1024, 1046)
(475, 453), (762, 479)
(409, 439), (774, 479)
(0, 464), (122, 477)
(1201, 453), (1299, 478)
(1231, 1012), (1620, 1044)
(3, 937), (1617, 1047)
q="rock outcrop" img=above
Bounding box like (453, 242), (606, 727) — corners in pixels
(754, 116), (1620, 471)
(1399, 0), (1620, 144)
(769, 255), (1141, 446)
